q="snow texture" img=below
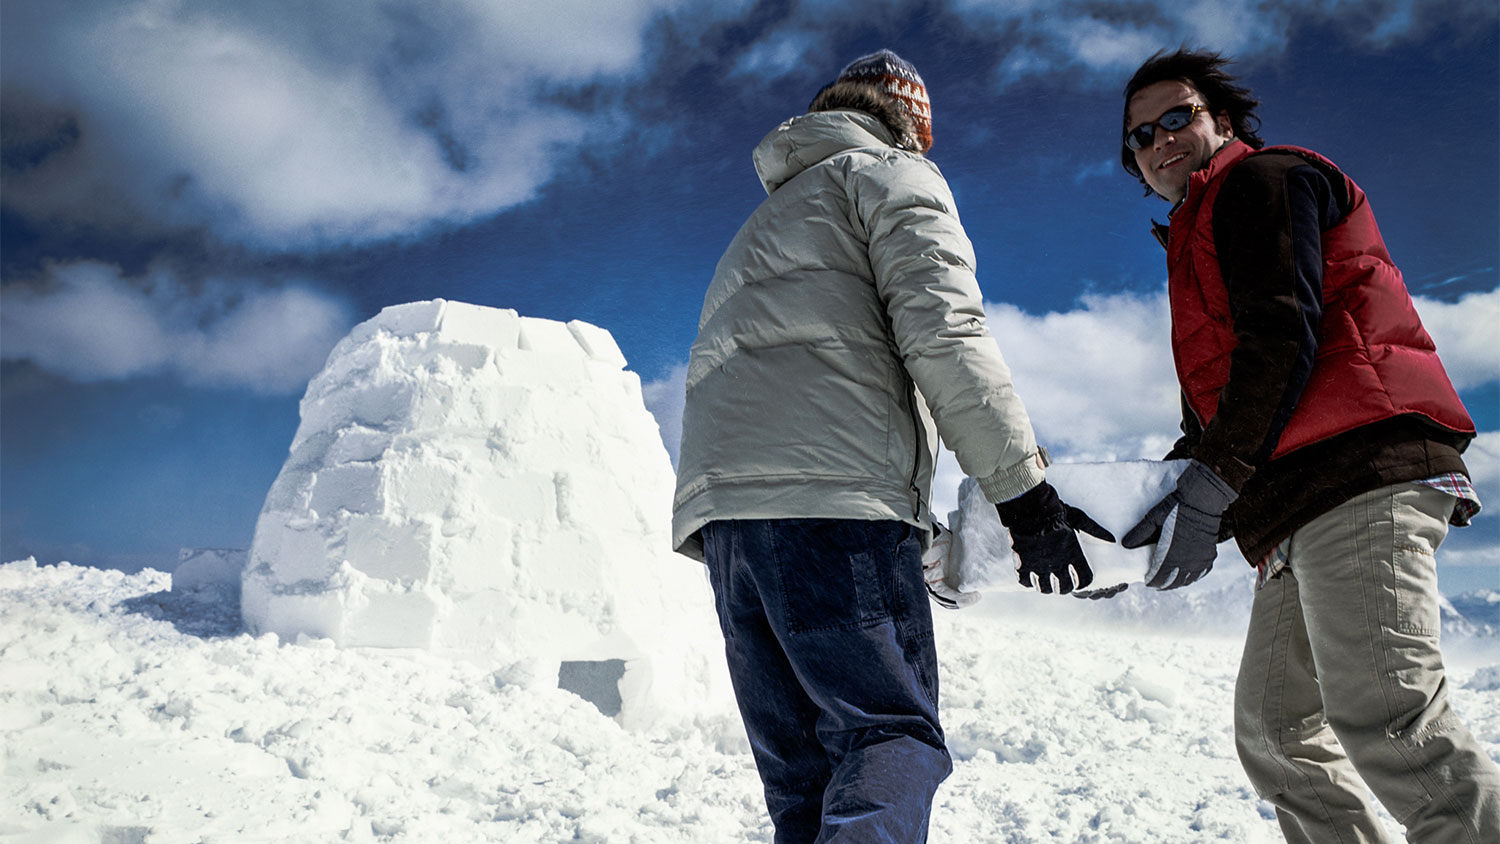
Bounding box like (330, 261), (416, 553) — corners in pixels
(240, 300), (728, 729)
(4, 558), (1497, 842)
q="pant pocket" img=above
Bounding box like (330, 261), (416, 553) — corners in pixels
(1392, 541), (1441, 638)
(777, 520), (896, 633)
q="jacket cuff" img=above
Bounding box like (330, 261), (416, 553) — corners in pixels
(1194, 446), (1256, 492)
(976, 450), (1048, 503)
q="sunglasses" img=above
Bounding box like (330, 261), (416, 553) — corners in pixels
(1124, 104), (1207, 151)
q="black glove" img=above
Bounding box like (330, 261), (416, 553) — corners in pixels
(994, 481), (1116, 595)
(1121, 459), (1238, 590)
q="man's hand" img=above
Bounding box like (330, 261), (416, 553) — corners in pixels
(1122, 459), (1237, 590)
(994, 481), (1116, 595)
(921, 522), (980, 609)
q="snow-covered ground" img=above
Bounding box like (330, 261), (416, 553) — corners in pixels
(6, 305), (1495, 842)
(4, 558), (1497, 843)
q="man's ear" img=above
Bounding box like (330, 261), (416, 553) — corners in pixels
(1213, 112), (1235, 140)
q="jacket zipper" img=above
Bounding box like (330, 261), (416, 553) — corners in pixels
(904, 381), (923, 519)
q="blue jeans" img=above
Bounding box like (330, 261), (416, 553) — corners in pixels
(701, 518), (951, 844)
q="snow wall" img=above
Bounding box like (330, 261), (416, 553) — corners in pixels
(242, 300), (728, 729)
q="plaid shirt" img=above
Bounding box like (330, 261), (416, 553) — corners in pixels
(1256, 474), (1482, 589)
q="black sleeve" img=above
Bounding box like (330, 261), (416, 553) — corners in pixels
(1196, 154), (1344, 489)
(1164, 392), (1201, 460)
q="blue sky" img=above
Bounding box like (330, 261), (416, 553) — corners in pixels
(3, 0), (1497, 593)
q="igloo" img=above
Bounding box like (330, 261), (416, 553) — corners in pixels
(242, 300), (727, 728)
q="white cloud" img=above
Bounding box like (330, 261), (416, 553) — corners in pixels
(1060, 18), (1165, 73)
(1412, 289), (1500, 392)
(951, 0), (1494, 86)
(1438, 545), (1500, 569)
(1179, 0), (1280, 57)
(0, 262), (351, 394)
(731, 30), (823, 81)
(0, 0), (748, 249)
(1462, 430), (1499, 504)
(1074, 159), (1118, 184)
(642, 362), (688, 467)
(3, 0), (1487, 245)
(1441, 431), (1499, 569)
(983, 291), (1183, 461)
(0, 262), (173, 380)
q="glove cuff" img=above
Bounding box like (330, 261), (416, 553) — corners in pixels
(1180, 459), (1239, 513)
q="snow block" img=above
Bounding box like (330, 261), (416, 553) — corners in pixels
(376, 300), (446, 338)
(244, 300), (729, 728)
(947, 460), (1247, 592)
(515, 316), (581, 358)
(435, 301), (520, 350)
(568, 320), (628, 369)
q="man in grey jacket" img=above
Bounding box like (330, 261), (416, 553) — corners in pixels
(672, 50), (1111, 842)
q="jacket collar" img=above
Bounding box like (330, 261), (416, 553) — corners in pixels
(1182, 138), (1254, 205)
(1148, 139), (1255, 250)
(752, 110), (898, 195)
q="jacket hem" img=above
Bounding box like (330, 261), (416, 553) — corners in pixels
(671, 476), (929, 561)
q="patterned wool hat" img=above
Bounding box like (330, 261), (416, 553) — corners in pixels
(835, 49), (932, 151)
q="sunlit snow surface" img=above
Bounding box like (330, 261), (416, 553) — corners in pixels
(5, 558), (1497, 843)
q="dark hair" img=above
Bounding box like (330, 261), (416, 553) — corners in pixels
(809, 81), (922, 153)
(1121, 49), (1264, 196)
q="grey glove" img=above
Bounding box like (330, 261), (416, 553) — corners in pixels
(1121, 459), (1238, 590)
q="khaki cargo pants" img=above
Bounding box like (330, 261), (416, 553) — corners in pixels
(1235, 482), (1500, 843)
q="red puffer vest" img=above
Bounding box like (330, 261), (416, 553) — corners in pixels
(1166, 141), (1474, 458)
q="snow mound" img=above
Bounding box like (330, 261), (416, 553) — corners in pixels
(241, 300), (727, 728)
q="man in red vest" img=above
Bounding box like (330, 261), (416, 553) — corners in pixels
(1117, 48), (1498, 842)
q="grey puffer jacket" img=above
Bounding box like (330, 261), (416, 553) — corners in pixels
(671, 109), (1045, 560)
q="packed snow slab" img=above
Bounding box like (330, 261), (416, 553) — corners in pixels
(948, 459), (1247, 592)
(242, 299), (727, 728)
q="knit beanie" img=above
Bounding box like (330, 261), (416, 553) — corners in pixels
(835, 49), (932, 152)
